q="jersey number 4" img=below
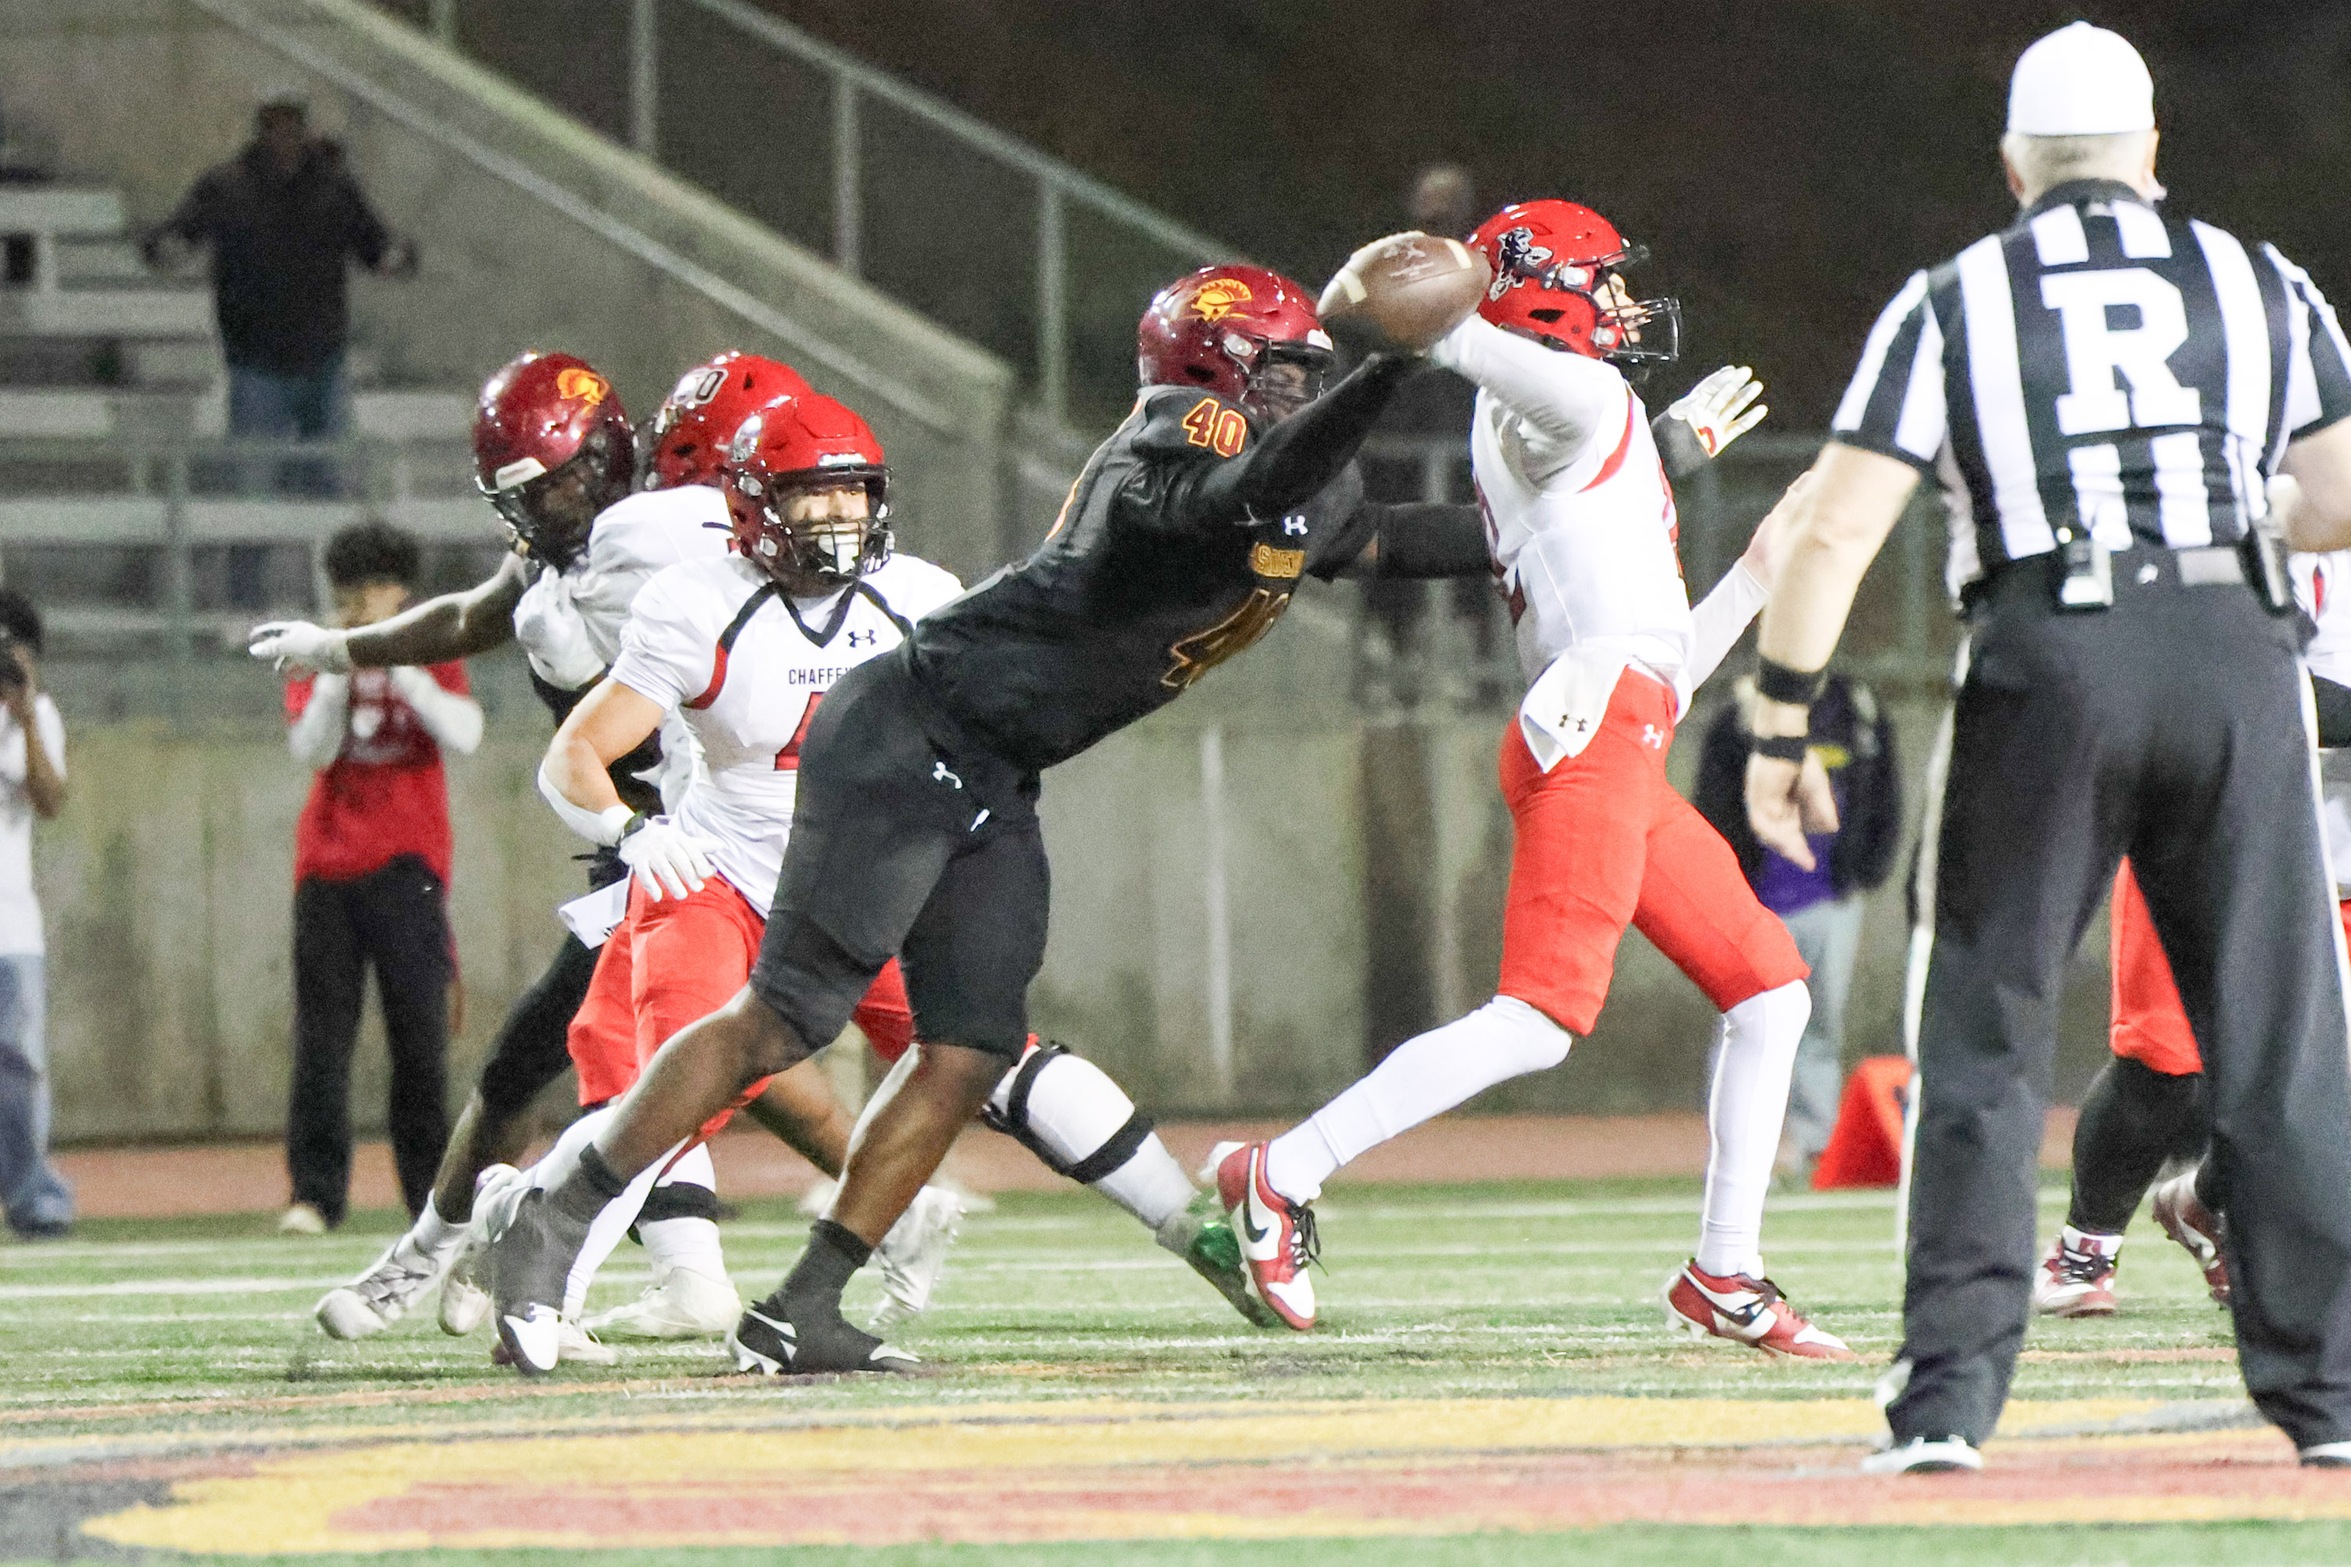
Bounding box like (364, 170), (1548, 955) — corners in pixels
(774, 695), (822, 771)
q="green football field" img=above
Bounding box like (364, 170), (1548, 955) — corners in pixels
(4, 1173), (2343, 1566)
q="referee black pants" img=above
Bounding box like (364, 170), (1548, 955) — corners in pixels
(1891, 562), (2351, 1452)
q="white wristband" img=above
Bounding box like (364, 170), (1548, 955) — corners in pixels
(594, 804), (637, 846)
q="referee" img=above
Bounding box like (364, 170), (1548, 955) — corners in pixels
(1745, 22), (2351, 1472)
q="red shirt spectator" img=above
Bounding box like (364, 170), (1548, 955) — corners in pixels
(286, 662), (470, 886)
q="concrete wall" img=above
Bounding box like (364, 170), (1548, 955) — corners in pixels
(0, 0), (1021, 579)
(32, 598), (2119, 1147)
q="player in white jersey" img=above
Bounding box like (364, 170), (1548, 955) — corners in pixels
(249, 351), (877, 1350)
(1214, 201), (1850, 1358)
(2035, 499), (2351, 1319)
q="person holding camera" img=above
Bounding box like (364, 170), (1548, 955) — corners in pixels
(0, 590), (71, 1240)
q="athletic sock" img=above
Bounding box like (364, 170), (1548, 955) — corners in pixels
(535, 1107), (620, 1206)
(2067, 1057), (2206, 1234)
(641, 1144), (729, 1285)
(563, 1153), (668, 1321)
(549, 1137), (630, 1225)
(2060, 1222), (2124, 1258)
(406, 1196), (455, 1256)
(1265, 995), (1572, 1204)
(777, 1219), (873, 1312)
(1696, 980), (1810, 1278)
(988, 1046), (1195, 1233)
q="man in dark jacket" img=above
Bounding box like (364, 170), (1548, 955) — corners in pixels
(144, 97), (415, 481)
(1695, 672), (1900, 1174)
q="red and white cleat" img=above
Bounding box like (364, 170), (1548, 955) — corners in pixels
(1210, 1141), (1319, 1332)
(2150, 1171), (2230, 1306)
(1664, 1260), (1856, 1360)
(2032, 1230), (2122, 1317)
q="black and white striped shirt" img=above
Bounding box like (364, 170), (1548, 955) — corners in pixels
(1833, 178), (2351, 592)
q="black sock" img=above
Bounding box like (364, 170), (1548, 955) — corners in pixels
(550, 1142), (631, 1226)
(778, 1219), (872, 1309)
(2067, 1058), (2206, 1234)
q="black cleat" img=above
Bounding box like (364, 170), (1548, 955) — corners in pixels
(728, 1290), (918, 1376)
(488, 1188), (592, 1377)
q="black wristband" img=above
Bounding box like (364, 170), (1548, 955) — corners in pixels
(1755, 657), (1828, 707)
(1752, 733), (1810, 763)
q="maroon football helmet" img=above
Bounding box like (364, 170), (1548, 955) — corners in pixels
(1137, 265), (1335, 419)
(645, 351), (814, 491)
(720, 394), (891, 585)
(472, 351), (634, 569)
(1467, 200), (1681, 365)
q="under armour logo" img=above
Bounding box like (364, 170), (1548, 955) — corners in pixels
(932, 761), (963, 789)
(1641, 724), (1664, 749)
(1565, 714), (1591, 734)
(847, 629), (879, 648)
(1282, 514), (1308, 536)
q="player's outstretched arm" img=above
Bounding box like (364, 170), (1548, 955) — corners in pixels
(538, 677), (714, 900)
(1177, 355), (1420, 529)
(1429, 313), (1625, 459)
(248, 554), (529, 674)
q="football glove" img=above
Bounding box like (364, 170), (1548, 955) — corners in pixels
(1666, 366), (1767, 459)
(618, 815), (719, 902)
(249, 619), (353, 675)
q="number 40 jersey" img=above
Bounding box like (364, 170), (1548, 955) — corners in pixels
(607, 549), (964, 910)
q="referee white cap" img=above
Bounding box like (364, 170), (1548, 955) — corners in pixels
(2007, 22), (2155, 136)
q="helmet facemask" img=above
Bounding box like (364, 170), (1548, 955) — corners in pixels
(1505, 241), (1683, 367)
(482, 426), (629, 570)
(734, 469), (891, 587)
(1231, 336), (1336, 422)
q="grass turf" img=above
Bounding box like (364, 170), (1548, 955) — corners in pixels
(0, 1174), (2276, 1564)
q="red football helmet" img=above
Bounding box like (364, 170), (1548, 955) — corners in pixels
(645, 351), (814, 490)
(472, 350), (634, 569)
(719, 394), (891, 584)
(1137, 265), (1335, 418)
(1467, 200), (1681, 365)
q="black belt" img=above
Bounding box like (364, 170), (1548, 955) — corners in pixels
(1964, 541), (2256, 615)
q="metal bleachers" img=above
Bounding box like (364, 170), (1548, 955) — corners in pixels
(0, 183), (487, 656)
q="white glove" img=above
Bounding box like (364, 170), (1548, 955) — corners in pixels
(513, 572), (604, 689)
(618, 815), (719, 901)
(249, 619), (352, 674)
(1666, 365), (1768, 459)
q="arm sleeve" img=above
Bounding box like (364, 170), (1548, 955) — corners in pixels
(397, 665), (483, 756)
(1428, 313), (1627, 456)
(33, 697), (65, 784)
(1310, 503), (1492, 581)
(153, 170), (222, 246)
(2268, 246), (2351, 441)
(605, 573), (710, 713)
(1683, 562), (1770, 693)
(286, 673), (348, 768)
(337, 164), (392, 268)
(1122, 357), (1418, 535)
(1653, 410), (1712, 483)
(2314, 674), (2351, 748)
(1828, 269), (1948, 472)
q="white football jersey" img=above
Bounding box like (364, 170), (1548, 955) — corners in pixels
(512, 484), (734, 681)
(608, 549), (964, 909)
(1431, 315), (1767, 766)
(2296, 550), (2351, 895)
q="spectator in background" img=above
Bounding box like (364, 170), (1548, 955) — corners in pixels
(280, 523), (480, 1235)
(0, 591), (70, 1240)
(1695, 673), (1900, 1177)
(142, 95), (417, 521)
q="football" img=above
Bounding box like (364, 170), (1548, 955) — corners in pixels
(1318, 231), (1492, 352)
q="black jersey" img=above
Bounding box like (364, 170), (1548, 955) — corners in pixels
(908, 360), (1410, 772)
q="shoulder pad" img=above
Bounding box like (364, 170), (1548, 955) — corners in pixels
(1129, 387), (1256, 462)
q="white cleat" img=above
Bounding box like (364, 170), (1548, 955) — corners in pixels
(1862, 1435), (1984, 1474)
(872, 1185), (965, 1330)
(314, 1230), (458, 1341)
(491, 1308), (618, 1374)
(440, 1164), (526, 1337)
(585, 1267), (743, 1340)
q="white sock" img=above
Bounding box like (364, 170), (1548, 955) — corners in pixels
(406, 1196), (456, 1256)
(530, 1105), (618, 1195)
(988, 1045), (1197, 1234)
(1265, 995), (1572, 1204)
(524, 1107), (675, 1320)
(1696, 980), (1810, 1278)
(643, 1143), (730, 1285)
(2060, 1223), (2123, 1255)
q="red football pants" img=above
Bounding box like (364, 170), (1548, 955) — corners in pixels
(2109, 857), (2351, 1077)
(1497, 671), (1807, 1035)
(567, 876), (916, 1140)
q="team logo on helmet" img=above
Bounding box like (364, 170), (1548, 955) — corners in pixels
(555, 367), (610, 406)
(1190, 277), (1256, 321)
(1489, 227), (1552, 301)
